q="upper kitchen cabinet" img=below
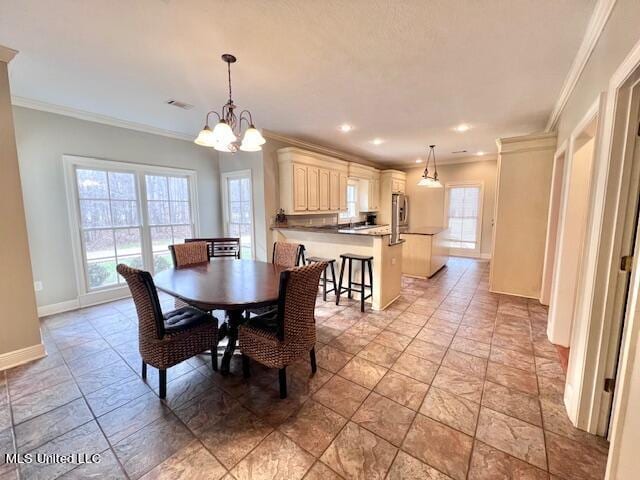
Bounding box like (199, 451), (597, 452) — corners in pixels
(278, 147), (349, 214)
(349, 163), (381, 212)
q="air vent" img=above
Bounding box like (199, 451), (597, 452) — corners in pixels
(166, 99), (194, 110)
(451, 149), (468, 154)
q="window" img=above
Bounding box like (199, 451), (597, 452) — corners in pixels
(66, 156), (198, 296)
(221, 170), (254, 259)
(445, 183), (483, 255)
(146, 175), (193, 273)
(340, 181), (359, 221)
(77, 168), (142, 290)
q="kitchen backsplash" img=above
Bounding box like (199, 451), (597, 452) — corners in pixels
(272, 212), (367, 227)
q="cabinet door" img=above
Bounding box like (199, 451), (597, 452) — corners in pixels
(293, 164), (308, 211)
(339, 173), (348, 211)
(329, 170), (340, 210)
(307, 166), (320, 211)
(372, 179), (380, 210)
(319, 168), (330, 210)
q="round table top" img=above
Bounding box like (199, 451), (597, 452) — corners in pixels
(153, 259), (287, 310)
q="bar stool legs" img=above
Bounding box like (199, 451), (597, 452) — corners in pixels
(306, 257), (337, 301)
(336, 254), (374, 312)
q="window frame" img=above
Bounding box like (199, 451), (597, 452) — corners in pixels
(220, 169), (256, 260)
(339, 180), (360, 223)
(443, 181), (484, 257)
(63, 155), (200, 305)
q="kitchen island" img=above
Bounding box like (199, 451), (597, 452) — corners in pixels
(401, 227), (449, 278)
(272, 225), (403, 310)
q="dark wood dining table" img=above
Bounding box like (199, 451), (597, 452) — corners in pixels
(153, 259), (287, 374)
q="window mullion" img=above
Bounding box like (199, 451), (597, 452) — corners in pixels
(138, 173), (154, 272)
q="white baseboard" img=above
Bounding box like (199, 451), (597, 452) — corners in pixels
(0, 343), (46, 371)
(37, 299), (80, 318)
(37, 289), (132, 318)
(480, 253), (492, 260)
(488, 286), (539, 301)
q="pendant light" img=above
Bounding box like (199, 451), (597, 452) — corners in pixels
(417, 145), (443, 188)
(194, 54), (266, 153)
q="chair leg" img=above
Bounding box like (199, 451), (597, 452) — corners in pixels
(360, 259), (365, 312)
(368, 259), (373, 302)
(322, 266), (327, 302)
(141, 361), (147, 380)
(348, 258), (353, 299)
(330, 261), (337, 297)
(310, 348), (317, 374)
(242, 354), (251, 378)
(336, 258), (346, 305)
(211, 346), (218, 371)
(159, 369), (167, 399)
(279, 367), (287, 399)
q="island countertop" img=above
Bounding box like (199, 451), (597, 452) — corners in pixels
(272, 224), (392, 237)
(402, 226), (447, 236)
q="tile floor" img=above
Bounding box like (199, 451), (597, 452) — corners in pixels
(0, 258), (609, 480)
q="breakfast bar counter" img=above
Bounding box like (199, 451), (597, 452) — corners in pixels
(272, 225), (403, 310)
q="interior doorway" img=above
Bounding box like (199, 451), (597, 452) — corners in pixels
(547, 111), (600, 347)
(602, 83), (640, 438)
(541, 147), (567, 305)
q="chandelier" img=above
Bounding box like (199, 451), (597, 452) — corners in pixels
(194, 54), (266, 153)
(417, 145), (443, 188)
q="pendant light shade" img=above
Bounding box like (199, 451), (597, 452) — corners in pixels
(194, 54), (265, 153)
(240, 125), (266, 151)
(194, 126), (217, 147)
(212, 120), (237, 146)
(418, 145), (443, 188)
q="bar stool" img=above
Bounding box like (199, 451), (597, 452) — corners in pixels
(306, 256), (337, 301)
(336, 253), (373, 312)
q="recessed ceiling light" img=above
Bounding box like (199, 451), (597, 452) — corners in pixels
(339, 124), (353, 133)
(476, 151), (485, 156)
(453, 123), (471, 132)
(371, 138), (384, 145)
(415, 158), (423, 163)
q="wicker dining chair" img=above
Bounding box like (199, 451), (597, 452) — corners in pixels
(239, 261), (326, 398)
(272, 241), (306, 267)
(169, 241), (209, 267)
(185, 237), (241, 259)
(117, 264), (219, 399)
(168, 242), (209, 309)
(244, 242), (306, 320)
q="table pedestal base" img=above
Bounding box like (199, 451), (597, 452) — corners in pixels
(220, 310), (244, 375)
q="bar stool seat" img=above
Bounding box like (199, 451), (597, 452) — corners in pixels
(336, 253), (373, 312)
(306, 256), (337, 302)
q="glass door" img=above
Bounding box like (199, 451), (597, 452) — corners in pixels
(222, 170), (254, 259)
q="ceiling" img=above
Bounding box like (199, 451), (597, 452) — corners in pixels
(0, 0), (595, 166)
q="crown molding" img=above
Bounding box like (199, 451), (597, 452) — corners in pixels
(0, 45), (18, 63)
(262, 129), (383, 168)
(11, 96), (195, 142)
(545, 0), (617, 132)
(395, 154), (498, 169)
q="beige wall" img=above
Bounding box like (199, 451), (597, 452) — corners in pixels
(13, 107), (223, 308)
(403, 159), (497, 257)
(490, 134), (555, 298)
(0, 60), (42, 358)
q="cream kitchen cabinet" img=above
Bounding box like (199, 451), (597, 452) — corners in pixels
(307, 166), (320, 211)
(329, 170), (340, 210)
(293, 164), (307, 211)
(339, 173), (348, 211)
(278, 147), (349, 214)
(391, 178), (406, 194)
(319, 168), (330, 211)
